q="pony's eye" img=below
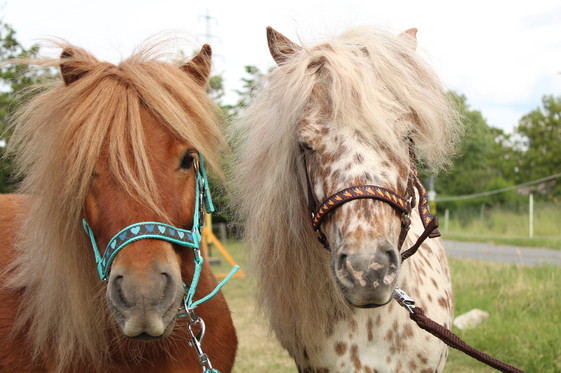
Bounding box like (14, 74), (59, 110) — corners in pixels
(179, 152), (196, 171)
(299, 141), (314, 151)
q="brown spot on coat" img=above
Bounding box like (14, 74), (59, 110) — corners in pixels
(334, 342), (347, 356)
(366, 317), (374, 342)
(417, 353), (429, 365)
(350, 344), (362, 370)
(408, 360), (418, 370)
(354, 153), (365, 164)
(431, 277), (438, 288)
(404, 324), (414, 337)
(438, 296), (448, 309)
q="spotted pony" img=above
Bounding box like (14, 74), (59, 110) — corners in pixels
(230, 26), (461, 372)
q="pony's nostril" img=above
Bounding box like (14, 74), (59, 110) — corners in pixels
(159, 272), (176, 307)
(110, 273), (133, 308)
(336, 253), (356, 289)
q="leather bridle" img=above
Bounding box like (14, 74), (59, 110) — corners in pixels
(300, 144), (440, 260)
(298, 140), (524, 373)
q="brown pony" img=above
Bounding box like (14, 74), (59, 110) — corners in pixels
(0, 41), (237, 372)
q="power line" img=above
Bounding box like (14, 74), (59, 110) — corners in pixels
(435, 172), (561, 202)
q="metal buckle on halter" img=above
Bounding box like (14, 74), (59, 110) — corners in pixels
(193, 159), (206, 229)
(401, 196), (413, 228)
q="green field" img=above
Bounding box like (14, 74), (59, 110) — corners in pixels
(210, 241), (561, 372)
(441, 202), (561, 250)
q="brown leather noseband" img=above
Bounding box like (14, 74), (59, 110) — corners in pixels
(300, 147), (525, 373)
(301, 145), (440, 258)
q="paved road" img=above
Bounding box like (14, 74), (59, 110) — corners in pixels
(443, 240), (561, 266)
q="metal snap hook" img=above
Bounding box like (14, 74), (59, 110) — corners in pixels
(393, 287), (416, 314)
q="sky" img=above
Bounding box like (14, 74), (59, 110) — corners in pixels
(3, 0), (561, 133)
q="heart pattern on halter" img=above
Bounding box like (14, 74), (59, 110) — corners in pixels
(82, 152), (215, 282)
(84, 221), (199, 281)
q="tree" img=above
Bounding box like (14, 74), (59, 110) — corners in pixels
(226, 65), (266, 118)
(0, 20), (57, 192)
(436, 93), (504, 197)
(515, 95), (561, 196)
(206, 65), (266, 223)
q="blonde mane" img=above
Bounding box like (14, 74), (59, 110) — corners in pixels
(4, 40), (225, 370)
(230, 27), (460, 354)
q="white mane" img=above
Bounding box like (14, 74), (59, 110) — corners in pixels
(229, 26), (461, 354)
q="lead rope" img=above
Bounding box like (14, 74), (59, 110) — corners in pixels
(394, 287), (523, 372)
(394, 209), (524, 372)
(300, 145), (523, 371)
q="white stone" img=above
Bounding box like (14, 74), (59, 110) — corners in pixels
(453, 309), (489, 330)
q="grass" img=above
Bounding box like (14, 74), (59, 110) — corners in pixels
(208, 242), (295, 372)
(209, 241), (561, 372)
(446, 259), (561, 373)
(442, 202), (561, 250)
(443, 233), (561, 251)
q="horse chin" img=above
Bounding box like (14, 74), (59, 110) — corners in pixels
(348, 296), (393, 309)
(107, 294), (183, 341)
(334, 268), (397, 309)
(337, 283), (395, 309)
(124, 318), (177, 341)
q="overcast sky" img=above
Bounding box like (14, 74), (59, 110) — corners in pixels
(3, 0), (561, 133)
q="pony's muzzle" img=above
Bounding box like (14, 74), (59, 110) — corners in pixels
(335, 242), (399, 307)
(107, 260), (183, 339)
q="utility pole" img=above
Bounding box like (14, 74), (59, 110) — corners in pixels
(198, 8), (224, 101)
(199, 8), (218, 46)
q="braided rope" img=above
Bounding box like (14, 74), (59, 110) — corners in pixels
(409, 307), (523, 373)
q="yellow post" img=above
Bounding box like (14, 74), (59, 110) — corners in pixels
(200, 213), (213, 260)
(202, 213), (245, 278)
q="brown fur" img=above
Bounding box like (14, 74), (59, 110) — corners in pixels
(0, 40), (236, 372)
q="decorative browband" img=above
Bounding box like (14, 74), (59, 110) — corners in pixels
(311, 185), (411, 231)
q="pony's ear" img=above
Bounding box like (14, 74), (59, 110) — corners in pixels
(181, 44), (212, 86)
(60, 48), (89, 86)
(267, 26), (301, 66)
(399, 28), (418, 50)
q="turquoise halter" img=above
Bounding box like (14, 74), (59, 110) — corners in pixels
(82, 153), (215, 281)
(82, 153), (238, 373)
